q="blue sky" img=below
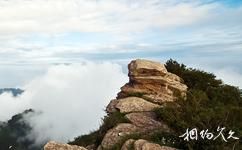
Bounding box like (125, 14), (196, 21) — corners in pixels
(0, 0), (242, 87)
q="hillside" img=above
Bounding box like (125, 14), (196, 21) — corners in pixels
(0, 109), (42, 150)
(44, 59), (242, 150)
(0, 88), (24, 97)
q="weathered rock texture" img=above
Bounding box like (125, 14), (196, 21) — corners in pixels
(125, 112), (170, 131)
(44, 59), (187, 150)
(117, 59), (187, 104)
(133, 139), (177, 150)
(115, 97), (160, 113)
(101, 123), (139, 149)
(44, 141), (87, 150)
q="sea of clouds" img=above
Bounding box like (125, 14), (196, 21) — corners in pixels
(0, 62), (128, 145)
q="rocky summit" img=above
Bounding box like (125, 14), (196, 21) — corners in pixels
(117, 59), (187, 104)
(44, 59), (187, 150)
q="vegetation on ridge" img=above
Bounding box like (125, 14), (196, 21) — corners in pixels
(69, 111), (130, 148)
(153, 59), (242, 149)
(0, 109), (42, 150)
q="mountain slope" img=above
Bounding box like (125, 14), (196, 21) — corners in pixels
(66, 59), (241, 150)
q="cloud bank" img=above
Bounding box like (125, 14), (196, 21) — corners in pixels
(0, 62), (128, 144)
(0, 0), (241, 66)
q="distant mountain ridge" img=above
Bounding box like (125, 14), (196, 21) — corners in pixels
(0, 88), (24, 96)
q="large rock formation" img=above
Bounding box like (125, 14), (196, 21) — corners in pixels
(44, 59), (187, 150)
(101, 59), (187, 149)
(117, 59), (187, 104)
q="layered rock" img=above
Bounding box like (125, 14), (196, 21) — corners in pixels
(100, 59), (187, 149)
(44, 141), (87, 150)
(118, 59), (187, 104)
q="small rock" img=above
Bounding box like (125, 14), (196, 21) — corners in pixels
(121, 139), (135, 150)
(125, 112), (170, 131)
(142, 142), (162, 150)
(134, 139), (147, 150)
(101, 123), (138, 149)
(106, 99), (119, 113)
(133, 139), (177, 150)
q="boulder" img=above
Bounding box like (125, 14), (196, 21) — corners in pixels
(141, 142), (162, 150)
(106, 99), (119, 113)
(133, 139), (147, 150)
(115, 97), (160, 113)
(101, 123), (139, 149)
(118, 59), (187, 104)
(128, 59), (168, 77)
(133, 139), (177, 150)
(121, 139), (135, 150)
(44, 141), (87, 150)
(125, 112), (170, 131)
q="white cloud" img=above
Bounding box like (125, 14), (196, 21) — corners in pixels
(214, 68), (242, 88)
(0, 61), (128, 144)
(0, 0), (241, 64)
(0, 0), (215, 35)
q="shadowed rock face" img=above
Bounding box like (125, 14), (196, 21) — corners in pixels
(125, 112), (170, 131)
(118, 59), (187, 104)
(101, 123), (139, 149)
(134, 139), (177, 150)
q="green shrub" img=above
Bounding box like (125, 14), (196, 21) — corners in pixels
(69, 111), (130, 148)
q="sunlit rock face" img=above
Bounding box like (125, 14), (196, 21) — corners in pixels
(117, 59), (187, 104)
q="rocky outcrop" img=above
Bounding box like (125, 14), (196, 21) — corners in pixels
(118, 59), (187, 104)
(44, 59), (187, 150)
(44, 141), (87, 150)
(100, 59), (186, 149)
